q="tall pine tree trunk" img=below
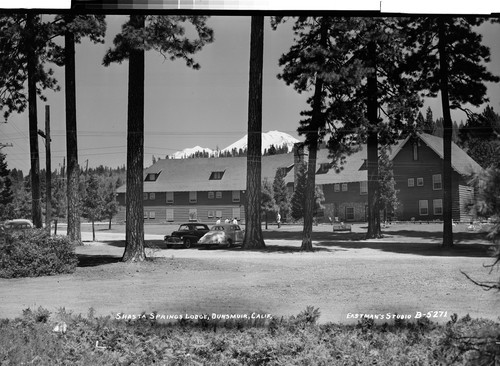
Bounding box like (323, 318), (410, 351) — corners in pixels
(365, 40), (382, 239)
(301, 136), (318, 251)
(27, 14), (42, 228)
(122, 14), (146, 262)
(301, 19), (328, 251)
(438, 18), (454, 248)
(243, 15), (265, 249)
(65, 15), (81, 242)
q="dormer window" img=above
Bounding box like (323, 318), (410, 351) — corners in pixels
(413, 143), (418, 161)
(209, 171), (225, 180)
(316, 163), (331, 175)
(145, 171), (161, 182)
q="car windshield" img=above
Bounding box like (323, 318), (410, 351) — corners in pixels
(210, 226), (225, 231)
(179, 225), (191, 231)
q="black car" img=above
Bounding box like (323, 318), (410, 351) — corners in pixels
(164, 223), (210, 248)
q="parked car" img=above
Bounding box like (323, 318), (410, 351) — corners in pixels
(198, 224), (245, 248)
(164, 223), (210, 248)
(2, 219), (34, 231)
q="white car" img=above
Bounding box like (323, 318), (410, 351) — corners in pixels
(198, 224), (245, 248)
(2, 219), (34, 231)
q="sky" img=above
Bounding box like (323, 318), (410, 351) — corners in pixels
(0, 14), (499, 174)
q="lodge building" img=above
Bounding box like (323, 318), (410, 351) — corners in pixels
(115, 133), (482, 224)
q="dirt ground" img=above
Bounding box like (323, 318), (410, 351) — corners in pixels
(1, 223), (499, 324)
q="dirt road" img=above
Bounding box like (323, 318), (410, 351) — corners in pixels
(1, 225), (498, 324)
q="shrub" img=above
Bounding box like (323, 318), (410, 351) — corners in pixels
(0, 229), (78, 278)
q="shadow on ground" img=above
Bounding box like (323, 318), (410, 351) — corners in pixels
(77, 254), (122, 267)
(315, 241), (495, 258)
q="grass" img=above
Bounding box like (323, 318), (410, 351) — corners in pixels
(1, 306), (499, 365)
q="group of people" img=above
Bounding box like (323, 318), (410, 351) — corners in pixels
(215, 217), (238, 225)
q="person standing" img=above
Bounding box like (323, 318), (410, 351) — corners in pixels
(277, 212), (281, 228)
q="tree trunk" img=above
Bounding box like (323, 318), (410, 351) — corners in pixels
(109, 216), (112, 230)
(365, 40), (382, 239)
(65, 16), (81, 242)
(243, 16), (265, 249)
(27, 14), (42, 229)
(92, 219), (95, 242)
(438, 18), (454, 248)
(122, 14), (146, 262)
(301, 137), (318, 251)
(54, 219), (58, 235)
(301, 19), (328, 251)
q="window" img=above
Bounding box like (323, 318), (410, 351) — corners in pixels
(143, 211), (148, 219)
(417, 177), (424, 187)
(433, 199), (443, 215)
(149, 211), (155, 219)
(419, 200), (429, 215)
(408, 178), (415, 187)
(216, 191), (222, 199)
(208, 210), (214, 218)
(189, 191), (197, 203)
(209, 171), (225, 180)
(215, 210), (222, 218)
(208, 191), (214, 199)
(143, 193), (148, 200)
(342, 183), (348, 192)
(232, 207), (240, 219)
(166, 192), (174, 203)
(232, 191), (240, 202)
(334, 184), (340, 192)
(166, 209), (174, 222)
(432, 174), (442, 190)
(189, 208), (197, 221)
(149, 193), (155, 200)
(316, 163), (330, 175)
(145, 172), (160, 182)
(413, 143), (418, 161)
(345, 207), (355, 221)
(360, 181), (368, 195)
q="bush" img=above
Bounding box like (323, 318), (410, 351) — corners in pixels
(0, 307), (499, 365)
(0, 229), (78, 278)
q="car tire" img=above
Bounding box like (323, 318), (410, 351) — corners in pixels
(184, 238), (192, 249)
(226, 239), (232, 249)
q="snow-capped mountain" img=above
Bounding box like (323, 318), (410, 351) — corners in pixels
(171, 131), (300, 159)
(221, 130), (300, 155)
(171, 146), (214, 159)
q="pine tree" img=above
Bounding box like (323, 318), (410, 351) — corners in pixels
(81, 174), (103, 242)
(424, 106), (435, 134)
(275, 17), (421, 243)
(0, 14), (60, 228)
(50, 15), (107, 242)
(261, 179), (277, 229)
(0, 152), (14, 220)
(403, 16), (499, 247)
(103, 15), (213, 261)
(291, 163), (307, 221)
(243, 16), (265, 249)
(272, 167), (291, 221)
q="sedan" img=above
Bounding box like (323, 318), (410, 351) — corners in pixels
(2, 219), (34, 231)
(198, 224), (245, 248)
(164, 223), (210, 248)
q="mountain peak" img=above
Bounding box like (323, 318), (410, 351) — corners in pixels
(171, 130), (300, 159)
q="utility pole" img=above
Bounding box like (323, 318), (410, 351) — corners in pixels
(38, 105), (51, 234)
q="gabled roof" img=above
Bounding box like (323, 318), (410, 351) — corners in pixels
(284, 146), (368, 185)
(116, 153), (294, 193)
(389, 133), (482, 176)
